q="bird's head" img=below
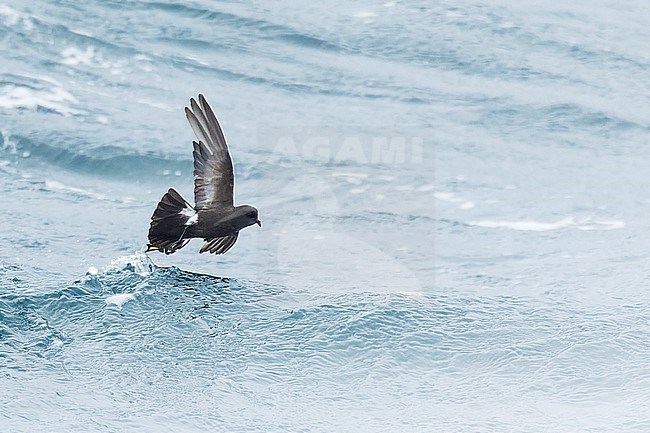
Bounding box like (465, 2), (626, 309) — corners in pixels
(233, 205), (261, 230)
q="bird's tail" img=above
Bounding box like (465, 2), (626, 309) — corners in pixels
(147, 188), (194, 254)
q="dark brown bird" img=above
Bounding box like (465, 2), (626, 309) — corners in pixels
(147, 94), (260, 255)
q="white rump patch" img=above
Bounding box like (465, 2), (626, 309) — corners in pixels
(181, 207), (198, 226)
(178, 206), (198, 226)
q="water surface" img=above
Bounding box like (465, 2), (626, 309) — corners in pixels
(1, 1), (649, 431)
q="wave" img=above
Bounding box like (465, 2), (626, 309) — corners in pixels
(2, 250), (648, 433)
(141, 2), (344, 52)
(2, 253), (645, 375)
(0, 130), (191, 180)
(0, 251), (410, 368)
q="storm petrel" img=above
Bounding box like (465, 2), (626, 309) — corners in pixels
(147, 95), (260, 255)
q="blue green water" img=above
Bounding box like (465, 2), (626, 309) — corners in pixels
(1, 1), (649, 431)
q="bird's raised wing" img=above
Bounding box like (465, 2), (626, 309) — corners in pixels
(185, 94), (234, 210)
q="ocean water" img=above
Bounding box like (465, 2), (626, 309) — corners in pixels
(1, 0), (649, 431)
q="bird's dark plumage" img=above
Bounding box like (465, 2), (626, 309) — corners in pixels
(147, 95), (260, 255)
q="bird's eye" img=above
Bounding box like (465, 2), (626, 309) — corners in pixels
(247, 212), (255, 218)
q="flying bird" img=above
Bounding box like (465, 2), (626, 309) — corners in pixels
(147, 94), (260, 255)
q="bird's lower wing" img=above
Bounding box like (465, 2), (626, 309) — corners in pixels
(199, 234), (239, 254)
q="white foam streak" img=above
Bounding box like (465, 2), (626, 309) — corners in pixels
(0, 84), (79, 116)
(104, 293), (135, 309)
(0, 5), (33, 31)
(434, 191), (475, 210)
(470, 217), (625, 232)
(61, 46), (129, 73)
(44, 180), (135, 203)
(61, 46), (97, 67)
(44, 180), (107, 201)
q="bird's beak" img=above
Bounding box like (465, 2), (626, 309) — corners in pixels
(256, 220), (262, 227)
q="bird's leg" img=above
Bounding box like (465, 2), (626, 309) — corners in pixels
(176, 226), (189, 242)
